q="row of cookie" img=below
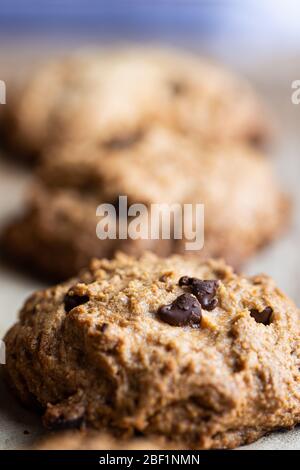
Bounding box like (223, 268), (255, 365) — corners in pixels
(1, 48), (299, 449)
(1, 127), (288, 280)
(0, 48), (288, 280)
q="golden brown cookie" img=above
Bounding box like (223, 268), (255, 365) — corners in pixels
(2, 47), (270, 162)
(1, 184), (171, 281)
(4, 253), (300, 449)
(1, 128), (289, 281)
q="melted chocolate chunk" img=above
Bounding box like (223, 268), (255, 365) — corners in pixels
(64, 293), (89, 313)
(179, 277), (219, 311)
(158, 293), (202, 327)
(250, 307), (273, 325)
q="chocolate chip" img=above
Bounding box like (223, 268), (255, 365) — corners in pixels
(64, 293), (89, 313)
(158, 293), (202, 327)
(102, 131), (142, 150)
(250, 307), (273, 325)
(169, 80), (187, 96)
(100, 323), (109, 333)
(178, 276), (190, 286)
(179, 277), (219, 311)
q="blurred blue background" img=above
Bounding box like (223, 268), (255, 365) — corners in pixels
(0, 0), (299, 57)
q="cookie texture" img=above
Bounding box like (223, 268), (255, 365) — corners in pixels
(1, 127), (289, 281)
(2, 47), (269, 162)
(4, 253), (300, 449)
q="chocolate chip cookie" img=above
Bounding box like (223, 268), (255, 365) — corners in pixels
(2, 47), (269, 162)
(0, 183), (171, 281)
(1, 127), (289, 280)
(4, 253), (300, 449)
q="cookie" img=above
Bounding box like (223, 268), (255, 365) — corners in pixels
(37, 126), (202, 204)
(0, 184), (172, 281)
(2, 47), (270, 162)
(4, 253), (300, 449)
(1, 128), (289, 280)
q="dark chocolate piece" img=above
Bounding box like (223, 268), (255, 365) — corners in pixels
(250, 307), (273, 325)
(64, 293), (89, 313)
(158, 293), (202, 327)
(179, 277), (219, 311)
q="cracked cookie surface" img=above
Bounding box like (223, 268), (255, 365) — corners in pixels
(4, 253), (300, 449)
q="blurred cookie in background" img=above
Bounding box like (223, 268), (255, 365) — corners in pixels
(0, 47), (270, 164)
(0, 184), (172, 281)
(0, 128), (288, 281)
(36, 126), (202, 205)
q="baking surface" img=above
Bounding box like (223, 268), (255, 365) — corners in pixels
(0, 48), (299, 450)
